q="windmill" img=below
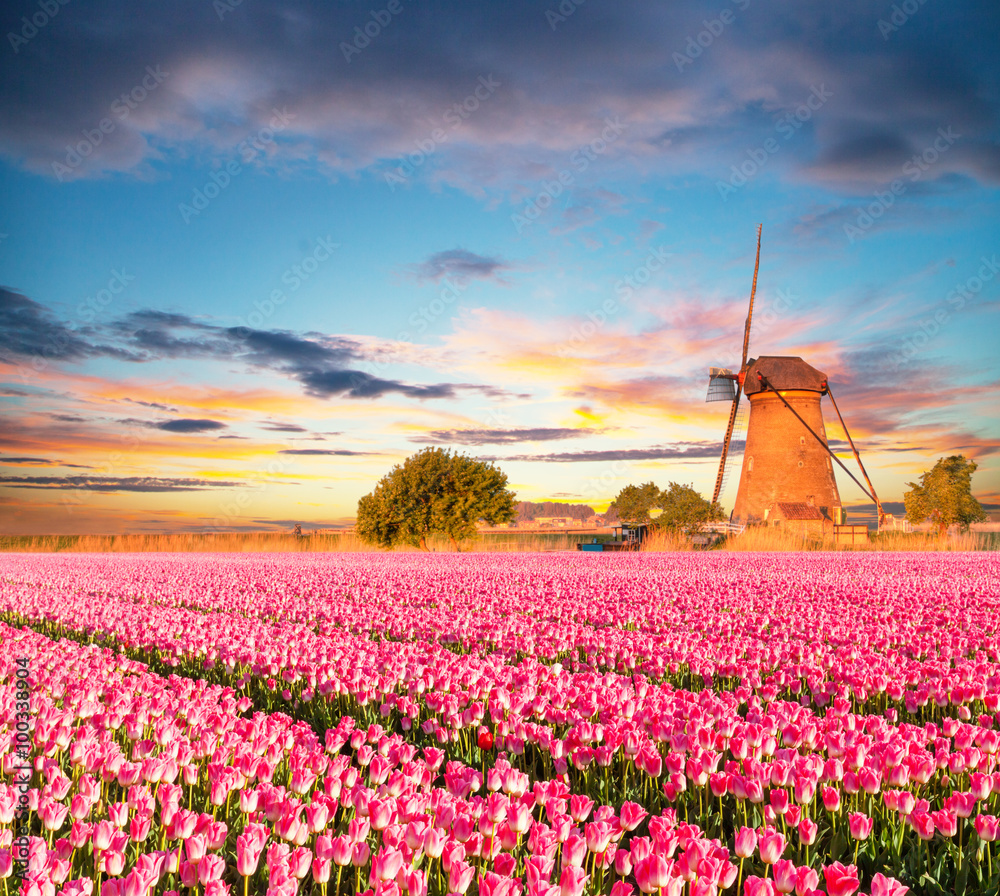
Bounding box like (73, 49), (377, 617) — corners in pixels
(706, 225), (885, 527)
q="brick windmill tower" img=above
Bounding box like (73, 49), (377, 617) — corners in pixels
(706, 226), (884, 527)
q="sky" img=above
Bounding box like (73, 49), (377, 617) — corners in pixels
(1, 0), (998, 534)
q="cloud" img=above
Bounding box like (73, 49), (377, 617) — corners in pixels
(481, 442), (728, 463)
(2, 2), (995, 194)
(1, 456), (58, 465)
(117, 416), (229, 433)
(5, 295), (517, 404)
(277, 449), (378, 456)
(155, 418), (228, 433)
(0, 475), (242, 492)
(123, 398), (178, 412)
(416, 427), (598, 445)
(0, 288), (136, 366)
(260, 422), (311, 433)
(408, 249), (512, 284)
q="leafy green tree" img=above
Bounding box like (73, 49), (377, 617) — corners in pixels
(904, 455), (987, 535)
(656, 482), (725, 533)
(356, 448), (516, 551)
(609, 481), (723, 533)
(608, 481), (662, 523)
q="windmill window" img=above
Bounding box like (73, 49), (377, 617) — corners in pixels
(797, 460), (804, 468)
(800, 436), (805, 446)
(748, 457), (754, 472)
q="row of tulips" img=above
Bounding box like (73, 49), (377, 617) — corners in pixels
(0, 622), (915, 896)
(1, 552), (997, 723)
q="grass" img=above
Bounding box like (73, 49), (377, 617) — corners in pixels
(0, 530), (593, 553)
(715, 527), (999, 552)
(1, 528), (996, 554)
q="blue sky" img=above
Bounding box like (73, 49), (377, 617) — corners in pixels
(1, 0), (998, 533)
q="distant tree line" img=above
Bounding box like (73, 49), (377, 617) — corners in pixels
(515, 501), (598, 522)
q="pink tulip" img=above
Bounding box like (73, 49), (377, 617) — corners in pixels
(448, 859), (476, 895)
(559, 865), (590, 896)
(794, 866), (818, 896)
(932, 809), (958, 838)
(822, 862), (860, 896)
(870, 873), (909, 896)
(743, 878), (776, 896)
(847, 812), (873, 840)
(975, 814), (999, 841)
(734, 826), (757, 859)
(371, 847), (404, 882)
(758, 830), (786, 864)
(772, 859), (796, 894)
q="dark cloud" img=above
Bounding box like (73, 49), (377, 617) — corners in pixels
(155, 418), (228, 433)
(277, 449), (377, 456)
(0, 475), (241, 492)
(3, 295), (513, 403)
(480, 442), (730, 463)
(1, 2), (995, 192)
(416, 427), (597, 445)
(117, 416), (228, 433)
(0, 288), (135, 366)
(51, 414), (88, 423)
(123, 398), (178, 412)
(408, 249), (511, 284)
(260, 422), (310, 433)
(1, 456), (55, 464)
(295, 368), (457, 400)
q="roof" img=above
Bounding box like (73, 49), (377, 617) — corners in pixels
(773, 502), (824, 520)
(743, 356), (828, 395)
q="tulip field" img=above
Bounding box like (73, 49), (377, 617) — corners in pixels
(0, 552), (998, 896)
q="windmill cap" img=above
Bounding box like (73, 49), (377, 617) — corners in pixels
(743, 356), (829, 395)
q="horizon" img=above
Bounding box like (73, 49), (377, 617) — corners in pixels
(1, 0), (998, 534)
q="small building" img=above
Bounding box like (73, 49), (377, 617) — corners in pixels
(766, 500), (834, 535)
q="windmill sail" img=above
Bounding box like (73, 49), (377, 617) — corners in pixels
(709, 225), (762, 508)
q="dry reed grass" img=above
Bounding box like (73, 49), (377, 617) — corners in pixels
(0, 530), (588, 554)
(1, 527), (996, 554)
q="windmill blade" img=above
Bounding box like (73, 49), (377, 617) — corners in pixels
(740, 224), (763, 372)
(712, 385), (742, 506)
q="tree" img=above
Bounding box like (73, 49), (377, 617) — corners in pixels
(608, 481), (662, 523)
(608, 481), (723, 533)
(904, 455), (986, 535)
(356, 448), (516, 551)
(656, 482), (725, 533)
